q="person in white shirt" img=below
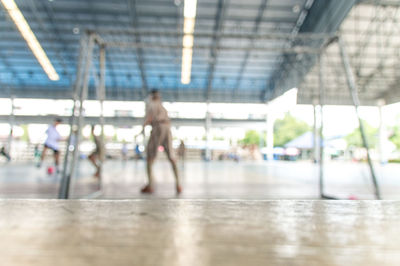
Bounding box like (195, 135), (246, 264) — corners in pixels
(38, 118), (62, 171)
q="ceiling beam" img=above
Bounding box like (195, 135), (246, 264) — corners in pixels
(205, 0), (229, 102)
(351, 5), (391, 77)
(261, 0), (358, 102)
(233, 0), (269, 95)
(0, 87), (266, 103)
(127, 0), (148, 98)
(359, 0), (400, 7)
(0, 115), (266, 128)
(260, 0), (315, 102)
(27, 0), (73, 80)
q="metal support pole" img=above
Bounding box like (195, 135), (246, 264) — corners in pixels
(98, 45), (106, 177)
(72, 33), (95, 178)
(266, 104), (274, 161)
(59, 47), (82, 197)
(8, 95), (15, 156)
(205, 102), (212, 161)
(312, 101), (319, 164)
(59, 33), (95, 199)
(337, 37), (381, 200)
(318, 55), (325, 198)
(59, 34), (89, 199)
(378, 99), (387, 164)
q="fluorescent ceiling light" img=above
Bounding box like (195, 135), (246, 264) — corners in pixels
(182, 34), (194, 48)
(184, 0), (197, 18)
(181, 48), (193, 84)
(1, 0), (59, 81)
(182, 48), (193, 63)
(183, 18), (195, 34)
(181, 0), (197, 84)
(181, 72), (191, 84)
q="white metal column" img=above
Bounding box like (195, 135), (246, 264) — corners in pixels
(338, 37), (381, 200)
(205, 102), (212, 161)
(7, 95), (15, 156)
(318, 55), (325, 198)
(378, 99), (387, 164)
(312, 102), (319, 164)
(266, 104), (274, 161)
(59, 32), (96, 199)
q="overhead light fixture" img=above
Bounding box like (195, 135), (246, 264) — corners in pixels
(183, 18), (195, 34)
(182, 35), (194, 48)
(181, 48), (193, 84)
(184, 0), (197, 18)
(1, 0), (59, 81)
(181, 0), (197, 84)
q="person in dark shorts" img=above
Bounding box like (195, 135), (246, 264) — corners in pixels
(0, 146), (11, 161)
(38, 118), (62, 172)
(88, 125), (104, 178)
(140, 90), (181, 194)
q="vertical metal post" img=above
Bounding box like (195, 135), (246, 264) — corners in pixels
(318, 55), (325, 198)
(59, 32), (95, 199)
(59, 33), (89, 199)
(98, 45), (106, 177)
(338, 37), (381, 200)
(378, 99), (387, 164)
(312, 101), (319, 164)
(71, 33), (95, 178)
(8, 95), (15, 156)
(266, 104), (274, 161)
(205, 102), (212, 161)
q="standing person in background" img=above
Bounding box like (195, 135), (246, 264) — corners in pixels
(140, 90), (181, 194)
(134, 143), (143, 160)
(121, 141), (128, 161)
(33, 145), (41, 164)
(38, 118), (62, 172)
(88, 125), (104, 178)
(178, 139), (186, 163)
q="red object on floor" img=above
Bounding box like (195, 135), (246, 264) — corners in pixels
(47, 166), (55, 175)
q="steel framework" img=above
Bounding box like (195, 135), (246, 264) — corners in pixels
(58, 28), (382, 199)
(315, 36), (381, 199)
(59, 32), (106, 199)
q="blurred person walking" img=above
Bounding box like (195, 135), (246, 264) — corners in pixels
(38, 118), (62, 172)
(88, 125), (104, 178)
(140, 90), (181, 194)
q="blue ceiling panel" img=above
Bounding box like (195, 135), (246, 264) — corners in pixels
(0, 0), (357, 103)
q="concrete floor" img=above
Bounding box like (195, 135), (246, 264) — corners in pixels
(1, 199), (400, 266)
(1, 160), (400, 199)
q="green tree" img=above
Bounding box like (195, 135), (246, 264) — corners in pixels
(389, 127), (400, 150)
(389, 115), (400, 150)
(345, 120), (378, 148)
(20, 124), (29, 142)
(240, 130), (260, 146)
(213, 136), (225, 141)
(273, 113), (311, 147)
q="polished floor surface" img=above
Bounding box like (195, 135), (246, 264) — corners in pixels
(1, 160), (400, 199)
(1, 199), (400, 266)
